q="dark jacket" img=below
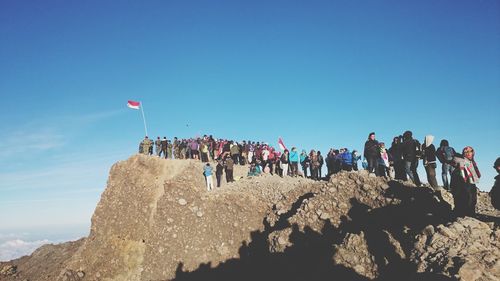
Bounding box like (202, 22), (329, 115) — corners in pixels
(364, 139), (379, 158)
(491, 175), (500, 210)
(436, 146), (456, 164)
(388, 142), (404, 162)
(216, 163), (224, 175)
(402, 139), (417, 162)
(423, 144), (437, 165)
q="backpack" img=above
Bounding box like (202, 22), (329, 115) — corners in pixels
(444, 146), (454, 162)
(414, 140), (423, 159)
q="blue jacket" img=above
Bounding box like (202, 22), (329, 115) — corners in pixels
(289, 151), (299, 162)
(204, 166), (213, 176)
(300, 153), (307, 163)
(341, 151), (353, 165)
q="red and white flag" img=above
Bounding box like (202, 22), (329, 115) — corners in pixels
(127, 100), (140, 110)
(278, 137), (287, 151)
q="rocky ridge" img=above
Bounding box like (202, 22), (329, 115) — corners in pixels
(1, 154), (498, 281)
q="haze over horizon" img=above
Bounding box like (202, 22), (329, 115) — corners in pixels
(1, 0), (499, 261)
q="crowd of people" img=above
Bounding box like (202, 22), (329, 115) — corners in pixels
(138, 131), (499, 218)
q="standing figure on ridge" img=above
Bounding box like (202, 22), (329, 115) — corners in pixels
(203, 163), (214, 191)
(402, 130), (421, 186)
(364, 132), (380, 175)
(140, 136), (153, 155)
(289, 147), (299, 176)
(450, 146), (481, 217)
(160, 137), (168, 158)
(436, 139), (456, 190)
(422, 135), (438, 189)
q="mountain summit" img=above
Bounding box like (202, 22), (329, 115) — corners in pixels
(1, 154), (498, 281)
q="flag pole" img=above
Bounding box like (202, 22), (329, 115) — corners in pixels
(140, 101), (148, 136)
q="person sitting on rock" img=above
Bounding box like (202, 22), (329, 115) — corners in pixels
(490, 157), (500, 210)
(248, 162), (262, 177)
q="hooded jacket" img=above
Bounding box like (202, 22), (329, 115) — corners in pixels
(423, 135), (437, 166)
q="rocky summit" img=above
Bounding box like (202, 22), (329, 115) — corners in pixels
(1, 154), (498, 281)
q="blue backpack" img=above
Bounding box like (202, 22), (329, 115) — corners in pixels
(444, 147), (454, 162)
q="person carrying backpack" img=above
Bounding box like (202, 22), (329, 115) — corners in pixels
(436, 139), (456, 190)
(341, 148), (353, 171)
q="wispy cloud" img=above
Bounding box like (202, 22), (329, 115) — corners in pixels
(0, 109), (123, 161)
(0, 128), (65, 159)
(0, 239), (51, 261)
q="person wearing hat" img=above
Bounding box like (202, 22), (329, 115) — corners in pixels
(490, 157), (500, 210)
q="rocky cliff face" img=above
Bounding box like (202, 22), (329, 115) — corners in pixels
(1, 154), (498, 281)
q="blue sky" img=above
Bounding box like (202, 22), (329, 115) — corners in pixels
(1, 0), (499, 259)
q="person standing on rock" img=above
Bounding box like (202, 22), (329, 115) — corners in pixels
(167, 140), (173, 159)
(450, 146), (481, 217)
(326, 149), (334, 176)
(281, 149), (290, 177)
(490, 157), (500, 210)
(309, 150), (320, 180)
(215, 160), (224, 187)
(351, 150), (361, 171)
(341, 148), (353, 172)
(173, 137), (180, 159)
(317, 151), (324, 178)
(141, 136), (152, 155)
(377, 143), (391, 178)
(155, 137), (162, 157)
(289, 147), (299, 176)
(422, 135), (438, 189)
(388, 136), (406, 181)
(225, 155), (234, 183)
(160, 137), (168, 158)
(363, 132), (380, 175)
(203, 163), (214, 191)
(300, 149), (309, 178)
(436, 139), (456, 190)
(200, 141), (209, 162)
(230, 141), (240, 165)
(402, 130), (422, 186)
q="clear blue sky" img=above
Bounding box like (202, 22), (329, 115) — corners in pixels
(0, 0), (499, 252)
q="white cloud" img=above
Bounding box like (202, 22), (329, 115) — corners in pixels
(0, 239), (51, 261)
